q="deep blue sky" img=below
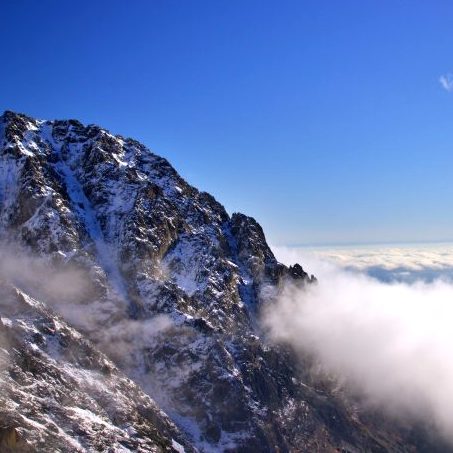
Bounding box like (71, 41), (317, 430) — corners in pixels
(2, 1), (453, 245)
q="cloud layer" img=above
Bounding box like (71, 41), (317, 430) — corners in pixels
(274, 243), (453, 283)
(265, 244), (453, 443)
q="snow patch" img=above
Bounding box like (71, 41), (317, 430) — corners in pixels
(172, 438), (186, 453)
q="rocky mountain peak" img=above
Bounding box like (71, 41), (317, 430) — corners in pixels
(0, 111), (444, 452)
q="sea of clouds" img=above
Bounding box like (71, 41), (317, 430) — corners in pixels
(265, 243), (453, 442)
(276, 242), (453, 284)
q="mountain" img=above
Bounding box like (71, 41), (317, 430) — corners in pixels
(0, 111), (448, 452)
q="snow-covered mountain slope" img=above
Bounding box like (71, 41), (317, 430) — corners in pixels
(0, 111), (448, 452)
(0, 281), (191, 453)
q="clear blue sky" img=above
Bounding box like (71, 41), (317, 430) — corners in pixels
(2, 0), (453, 245)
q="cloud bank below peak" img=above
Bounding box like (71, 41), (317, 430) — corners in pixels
(273, 243), (453, 284)
(265, 243), (453, 444)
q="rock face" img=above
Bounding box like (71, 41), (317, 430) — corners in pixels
(0, 283), (191, 453)
(0, 111), (448, 452)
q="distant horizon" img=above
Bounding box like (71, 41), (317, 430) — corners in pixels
(281, 238), (453, 249)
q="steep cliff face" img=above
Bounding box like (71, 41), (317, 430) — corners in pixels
(0, 111), (446, 452)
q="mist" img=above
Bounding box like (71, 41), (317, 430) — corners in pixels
(0, 241), (173, 377)
(0, 243), (90, 304)
(264, 246), (453, 442)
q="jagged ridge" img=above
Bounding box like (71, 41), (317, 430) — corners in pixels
(0, 111), (446, 453)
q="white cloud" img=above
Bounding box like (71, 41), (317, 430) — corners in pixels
(264, 244), (453, 443)
(439, 74), (453, 92)
(273, 243), (453, 283)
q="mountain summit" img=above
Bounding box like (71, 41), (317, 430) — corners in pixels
(0, 111), (444, 452)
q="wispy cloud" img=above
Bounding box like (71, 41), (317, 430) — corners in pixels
(439, 74), (453, 92)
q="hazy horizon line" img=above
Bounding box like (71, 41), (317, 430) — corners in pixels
(279, 238), (453, 249)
